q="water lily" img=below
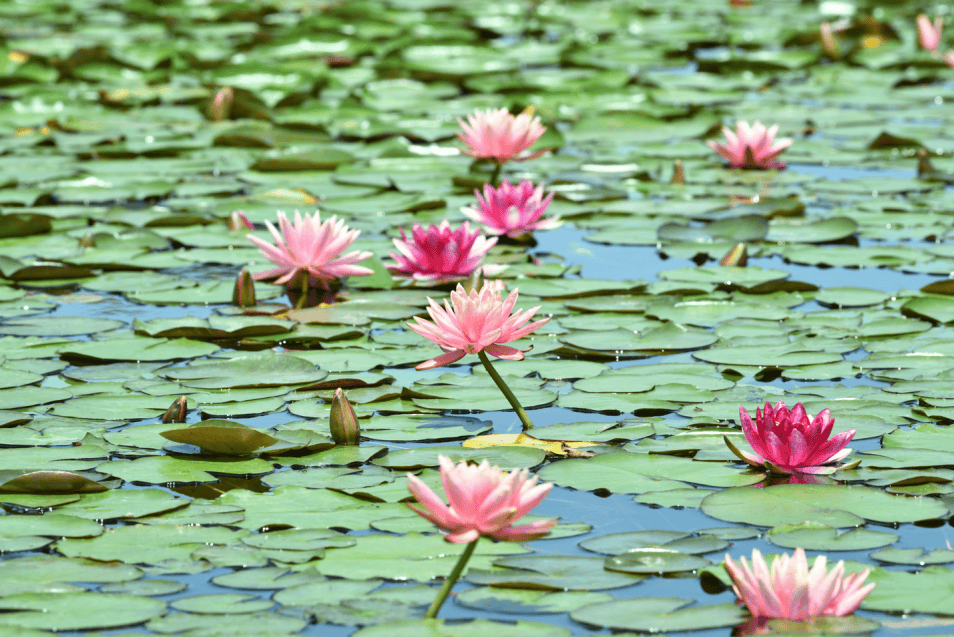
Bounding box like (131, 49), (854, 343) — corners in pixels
(708, 121), (792, 170)
(726, 401), (856, 475)
(724, 548), (874, 620)
(409, 283), (548, 371)
(464, 180), (560, 239)
(409, 283), (549, 430)
(246, 211), (373, 303)
(918, 14), (943, 54)
(407, 455), (555, 618)
(387, 220), (497, 283)
(457, 107), (547, 164)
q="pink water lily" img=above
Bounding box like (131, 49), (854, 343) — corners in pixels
(407, 455), (556, 544)
(725, 548), (874, 620)
(387, 220), (497, 283)
(708, 121), (792, 170)
(457, 107), (548, 163)
(918, 14), (943, 53)
(729, 401), (855, 475)
(464, 180), (560, 238)
(247, 210), (373, 289)
(408, 283), (549, 370)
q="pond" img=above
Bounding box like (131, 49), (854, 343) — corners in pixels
(3, 0), (954, 636)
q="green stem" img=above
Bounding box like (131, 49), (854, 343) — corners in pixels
(295, 275), (308, 310)
(489, 162), (503, 187)
(425, 539), (478, 619)
(478, 350), (535, 430)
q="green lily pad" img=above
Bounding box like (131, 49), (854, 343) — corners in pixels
(571, 598), (744, 632)
(0, 592), (166, 630)
(455, 588), (613, 614)
(467, 555), (645, 591)
(766, 523), (898, 551)
(604, 549), (712, 574)
(701, 484), (948, 527)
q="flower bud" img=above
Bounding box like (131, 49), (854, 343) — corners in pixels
(209, 86), (233, 121)
(462, 267), (485, 294)
(228, 210), (254, 231)
(670, 159), (685, 185)
(330, 388), (360, 445)
(720, 243), (748, 266)
(162, 396), (188, 423)
(820, 22), (841, 60)
(232, 268), (257, 307)
(918, 149), (937, 178)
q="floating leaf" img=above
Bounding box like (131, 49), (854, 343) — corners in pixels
(160, 420), (279, 455)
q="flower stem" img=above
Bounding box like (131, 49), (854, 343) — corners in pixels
(489, 162), (503, 187)
(425, 538), (478, 619)
(478, 350), (535, 430)
(295, 275), (308, 310)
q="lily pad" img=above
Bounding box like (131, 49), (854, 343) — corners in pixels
(160, 421), (279, 455)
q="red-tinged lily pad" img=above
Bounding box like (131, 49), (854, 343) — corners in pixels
(0, 470), (107, 494)
(160, 420), (279, 455)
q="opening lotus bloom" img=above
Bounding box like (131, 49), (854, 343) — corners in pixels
(457, 107), (547, 163)
(708, 121), (792, 170)
(407, 455), (556, 544)
(724, 548), (874, 620)
(918, 14), (943, 53)
(408, 283), (549, 370)
(464, 180), (560, 238)
(387, 220), (497, 283)
(733, 401), (855, 474)
(247, 210), (373, 289)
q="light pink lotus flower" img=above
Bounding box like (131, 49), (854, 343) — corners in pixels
(918, 14), (943, 53)
(457, 107), (548, 163)
(408, 283), (549, 370)
(724, 548), (874, 620)
(728, 401), (855, 475)
(464, 180), (560, 238)
(247, 210), (373, 289)
(407, 455), (556, 544)
(387, 220), (497, 283)
(708, 121), (792, 170)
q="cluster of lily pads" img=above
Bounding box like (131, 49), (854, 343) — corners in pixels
(6, 0), (954, 635)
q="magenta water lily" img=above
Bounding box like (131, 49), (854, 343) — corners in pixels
(465, 179), (560, 239)
(727, 401), (856, 475)
(387, 220), (497, 284)
(708, 120), (792, 170)
(408, 455), (555, 618)
(725, 548), (874, 621)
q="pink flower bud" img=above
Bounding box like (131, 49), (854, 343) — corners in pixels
(162, 396), (188, 423)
